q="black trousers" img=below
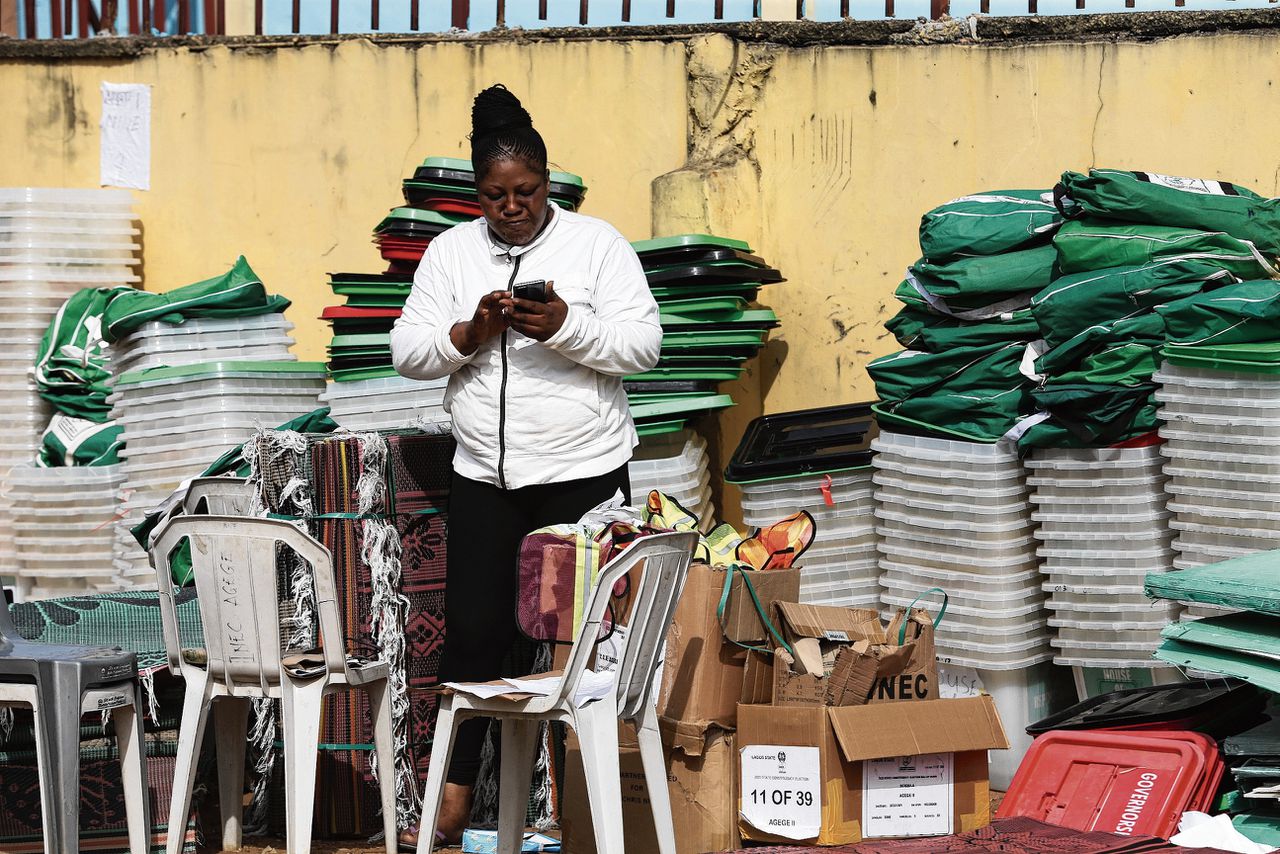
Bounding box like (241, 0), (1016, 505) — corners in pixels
(438, 463), (631, 785)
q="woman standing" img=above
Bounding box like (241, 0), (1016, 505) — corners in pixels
(389, 84), (662, 845)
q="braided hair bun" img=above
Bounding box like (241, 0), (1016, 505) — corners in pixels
(470, 84), (548, 180)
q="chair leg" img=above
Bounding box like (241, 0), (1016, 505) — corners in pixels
(365, 680), (398, 854)
(635, 706), (676, 854)
(575, 701), (625, 854)
(415, 699), (460, 854)
(25, 695), (58, 854)
(496, 719), (539, 854)
(45, 666), (87, 854)
(281, 678), (326, 854)
(214, 695), (252, 851)
(167, 671), (213, 854)
(113, 687), (153, 854)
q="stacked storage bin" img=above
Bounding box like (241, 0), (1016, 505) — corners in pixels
(110, 314), (295, 373)
(6, 463), (124, 598)
(726, 404), (878, 607)
(0, 188), (140, 570)
(1156, 342), (1280, 621)
(629, 430), (714, 525)
(318, 374), (450, 432)
(1025, 443), (1183, 693)
(109, 362), (327, 587)
(873, 431), (1050, 669)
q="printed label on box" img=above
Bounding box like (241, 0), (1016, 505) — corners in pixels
(740, 745), (821, 841)
(861, 752), (954, 838)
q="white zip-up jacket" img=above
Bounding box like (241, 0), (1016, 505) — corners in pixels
(390, 204), (662, 489)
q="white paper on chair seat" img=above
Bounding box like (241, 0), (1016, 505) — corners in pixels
(444, 669), (615, 708)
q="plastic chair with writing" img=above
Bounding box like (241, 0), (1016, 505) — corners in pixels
(181, 476), (256, 516)
(414, 529), (699, 854)
(151, 514), (397, 854)
(0, 599), (150, 854)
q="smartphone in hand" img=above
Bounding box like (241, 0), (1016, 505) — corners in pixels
(511, 279), (548, 303)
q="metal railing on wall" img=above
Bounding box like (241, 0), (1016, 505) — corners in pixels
(3, 0), (224, 38)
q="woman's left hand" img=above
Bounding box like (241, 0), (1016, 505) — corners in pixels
(505, 281), (568, 342)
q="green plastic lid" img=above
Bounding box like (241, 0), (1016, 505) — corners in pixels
(650, 283), (762, 301)
(629, 393), (734, 420)
(661, 330), (768, 347)
(376, 207), (469, 230)
(1164, 341), (1280, 374)
(418, 156), (586, 189)
(632, 234), (752, 254)
(657, 296), (749, 315)
(869, 401), (998, 444)
(116, 360), (327, 387)
(330, 333), (390, 348)
(626, 366), (742, 383)
(660, 308), (779, 327)
(330, 365), (402, 382)
(636, 418), (690, 437)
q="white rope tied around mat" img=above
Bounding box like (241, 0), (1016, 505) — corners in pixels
(243, 696), (279, 835)
(352, 431), (419, 829)
(0, 707), (12, 744)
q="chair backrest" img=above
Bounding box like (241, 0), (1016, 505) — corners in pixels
(182, 477), (256, 516)
(556, 530), (698, 718)
(150, 514), (346, 694)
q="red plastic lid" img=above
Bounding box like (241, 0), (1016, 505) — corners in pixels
(321, 306), (402, 320)
(416, 197), (482, 216)
(1101, 730), (1223, 813)
(379, 246), (428, 262)
(1110, 432), (1164, 449)
(997, 730), (1206, 838)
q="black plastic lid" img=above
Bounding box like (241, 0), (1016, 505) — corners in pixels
(646, 264), (784, 285)
(640, 247), (768, 270)
(724, 402), (877, 482)
(1027, 680), (1261, 736)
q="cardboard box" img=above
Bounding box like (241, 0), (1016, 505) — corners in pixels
(657, 563), (755, 726)
(560, 718), (740, 854)
(736, 696), (1009, 846)
(720, 567), (801, 645)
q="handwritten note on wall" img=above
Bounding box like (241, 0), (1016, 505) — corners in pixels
(100, 82), (151, 191)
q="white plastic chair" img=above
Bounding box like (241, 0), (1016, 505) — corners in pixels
(414, 530), (699, 854)
(181, 476), (255, 516)
(151, 515), (397, 854)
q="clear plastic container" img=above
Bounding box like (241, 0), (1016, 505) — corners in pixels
(875, 504), (1034, 535)
(740, 486), (875, 516)
(876, 541), (1037, 573)
(1162, 422), (1280, 448)
(738, 468), (874, 500)
(803, 528), (879, 557)
(1050, 637), (1164, 653)
(801, 567), (881, 590)
(865, 453), (1024, 486)
(873, 489), (1030, 523)
(743, 500), (876, 530)
(1161, 408), (1280, 439)
(880, 589), (1046, 619)
(1041, 578), (1147, 596)
(1168, 499), (1280, 527)
(113, 341), (296, 373)
(1034, 544), (1174, 567)
(1024, 445), (1165, 470)
(800, 587), (882, 608)
(109, 386), (323, 421)
(935, 649), (1055, 671)
(1044, 569), (1155, 588)
(1030, 493), (1168, 513)
(872, 469), (1028, 501)
(1033, 518), (1172, 542)
(1046, 598), (1178, 619)
(880, 563), (1041, 594)
(873, 431), (1019, 463)
(1025, 471), (1165, 489)
(881, 578), (1045, 612)
(875, 521), (1037, 550)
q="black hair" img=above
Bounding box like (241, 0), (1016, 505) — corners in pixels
(470, 84), (548, 181)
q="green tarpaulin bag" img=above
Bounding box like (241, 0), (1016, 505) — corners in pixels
(909, 243), (1058, 306)
(885, 305), (1040, 352)
(1157, 279), (1280, 347)
(869, 342), (1031, 440)
(918, 190), (1061, 260)
(1054, 219), (1280, 278)
(1057, 169), (1280, 255)
(1031, 313), (1165, 378)
(101, 255), (290, 343)
(1030, 258), (1242, 349)
(34, 286), (135, 422)
(1019, 381), (1159, 449)
(894, 278), (1036, 320)
(37, 414), (123, 467)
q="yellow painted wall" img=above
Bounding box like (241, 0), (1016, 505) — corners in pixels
(0, 38), (688, 362)
(5, 28), (1280, 430)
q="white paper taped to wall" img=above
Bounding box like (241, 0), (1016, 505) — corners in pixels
(100, 83), (151, 191)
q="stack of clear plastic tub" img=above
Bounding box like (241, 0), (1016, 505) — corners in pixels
(108, 361), (327, 587)
(873, 430), (1051, 670)
(5, 463), (124, 599)
(1155, 342), (1280, 622)
(725, 403), (879, 606)
(110, 313), (295, 373)
(629, 429), (714, 527)
(1025, 442), (1183, 692)
(0, 188), (139, 572)
(318, 373), (450, 432)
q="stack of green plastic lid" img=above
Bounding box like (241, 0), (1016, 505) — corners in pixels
(1163, 340), (1280, 374)
(403, 156), (587, 212)
(625, 234), (785, 435)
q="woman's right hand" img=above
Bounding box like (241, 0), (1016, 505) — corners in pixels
(450, 290), (511, 355)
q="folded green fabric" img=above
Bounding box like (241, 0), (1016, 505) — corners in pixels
(910, 243), (1058, 304)
(1158, 280), (1280, 347)
(102, 256), (290, 343)
(34, 286), (135, 421)
(1057, 168), (1280, 256)
(37, 414), (123, 467)
(1053, 218), (1280, 277)
(884, 305), (1040, 352)
(918, 189), (1061, 260)
(1030, 257), (1241, 349)
(1019, 381), (1158, 449)
(1146, 551), (1280, 614)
